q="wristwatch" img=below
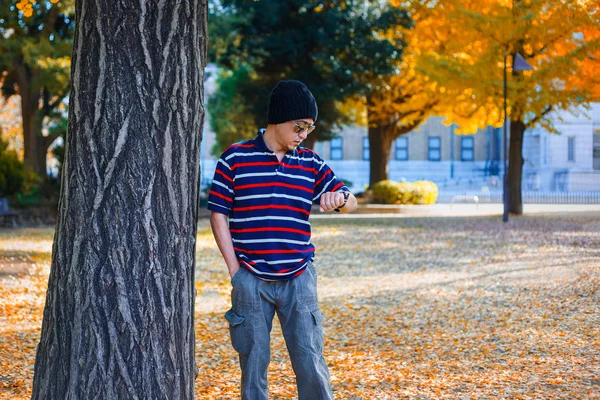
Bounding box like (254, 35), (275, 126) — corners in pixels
(334, 191), (350, 212)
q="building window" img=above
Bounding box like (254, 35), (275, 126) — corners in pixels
(330, 137), (343, 160)
(567, 137), (575, 162)
(428, 136), (441, 161)
(461, 137), (474, 161)
(395, 137), (408, 161)
(362, 137), (369, 160)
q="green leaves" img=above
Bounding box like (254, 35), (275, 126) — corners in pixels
(208, 0), (412, 147)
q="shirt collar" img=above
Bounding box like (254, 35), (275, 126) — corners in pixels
(253, 129), (271, 153)
(253, 129), (299, 157)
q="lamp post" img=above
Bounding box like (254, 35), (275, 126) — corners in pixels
(450, 123), (455, 179)
(503, 52), (533, 223)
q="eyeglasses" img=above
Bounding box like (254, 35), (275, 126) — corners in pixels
(292, 120), (316, 134)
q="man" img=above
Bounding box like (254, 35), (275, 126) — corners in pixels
(208, 80), (357, 400)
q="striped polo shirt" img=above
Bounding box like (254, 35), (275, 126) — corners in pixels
(207, 130), (349, 281)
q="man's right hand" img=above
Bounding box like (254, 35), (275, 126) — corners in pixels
(229, 266), (240, 279)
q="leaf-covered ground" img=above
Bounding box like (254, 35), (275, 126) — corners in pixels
(1, 215), (599, 399)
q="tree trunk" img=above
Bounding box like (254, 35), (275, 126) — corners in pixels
(368, 124), (394, 186)
(32, 0), (207, 399)
(20, 83), (48, 177)
(508, 119), (526, 215)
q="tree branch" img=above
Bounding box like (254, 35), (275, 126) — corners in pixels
(527, 105), (553, 128)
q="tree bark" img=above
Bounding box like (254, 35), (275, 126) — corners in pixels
(32, 0), (207, 399)
(368, 124), (394, 186)
(508, 119), (526, 215)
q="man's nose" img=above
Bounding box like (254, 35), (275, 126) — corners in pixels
(298, 130), (308, 139)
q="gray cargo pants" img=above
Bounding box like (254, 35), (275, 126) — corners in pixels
(224, 262), (333, 400)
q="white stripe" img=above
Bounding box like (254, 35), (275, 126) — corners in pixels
(236, 193), (313, 205)
(240, 258), (309, 276)
(277, 171), (315, 183)
(235, 171), (314, 183)
(212, 180), (233, 193)
(217, 158), (231, 170)
(318, 162), (326, 172)
(208, 201), (231, 211)
(232, 238), (311, 245)
(285, 155), (324, 165)
(313, 177), (335, 201)
(229, 215), (310, 226)
(225, 151), (272, 161)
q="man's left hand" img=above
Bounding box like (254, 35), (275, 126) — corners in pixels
(319, 192), (345, 212)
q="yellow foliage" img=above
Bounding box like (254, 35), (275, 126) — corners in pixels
(0, 97), (24, 159)
(16, 0), (61, 17)
(416, 0), (600, 132)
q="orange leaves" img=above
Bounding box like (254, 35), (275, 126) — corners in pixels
(423, 0), (600, 127)
(3, 216), (600, 398)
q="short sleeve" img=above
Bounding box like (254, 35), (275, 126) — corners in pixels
(312, 156), (349, 204)
(207, 157), (235, 215)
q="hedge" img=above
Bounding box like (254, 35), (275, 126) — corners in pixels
(370, 180), (438, 205)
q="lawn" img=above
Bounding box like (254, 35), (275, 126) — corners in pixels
(1, 215), (599, 399)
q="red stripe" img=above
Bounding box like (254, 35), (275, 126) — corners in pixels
(314, 169), (332, 187)
(240, 260), (255, 269)
(209, 190), (232, 202)
(231, 161), (280, 170)
(297, 149), (313, 154)
(215, 169), (233, 183)
(332, 182), (344, 192)
(234, 204), (310, 216)
(235, 182), (313, 194)
(230, 227), (311, 237)
(281, 163), (318, 174)
(234, 247), (314, 255)
(227, 143), (254, 150)
(292, 269), (305, 277)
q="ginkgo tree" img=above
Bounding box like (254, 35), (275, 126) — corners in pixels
(341, 0), (473, 186)
(360, 1), (445, 185)
(416, 0), (600, 214)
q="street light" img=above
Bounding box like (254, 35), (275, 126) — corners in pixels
(503, 52), (533, 223)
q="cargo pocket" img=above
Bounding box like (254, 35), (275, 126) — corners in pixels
(224, 308), (248, 354)
(310, 309), (325, 354)
(230, 267), (245, 286)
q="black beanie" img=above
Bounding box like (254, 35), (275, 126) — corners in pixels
(267, 80), (318, 124)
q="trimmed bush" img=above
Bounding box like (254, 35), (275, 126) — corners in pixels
(370, 180), (438, 205)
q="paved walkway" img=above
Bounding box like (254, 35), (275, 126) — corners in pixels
(309, 203), (600, 219)
(198, 203), (600, 219)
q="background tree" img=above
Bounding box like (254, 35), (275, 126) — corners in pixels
(206, 65), (257, 156)
(360, 1), (449, 185)
(208, 0), (411, 153)
(31, 0), (207, 398)
(0, 0), (74, 178)
(417, 0), (600, 214)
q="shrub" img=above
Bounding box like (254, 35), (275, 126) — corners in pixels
(370, 180), (438, 205)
